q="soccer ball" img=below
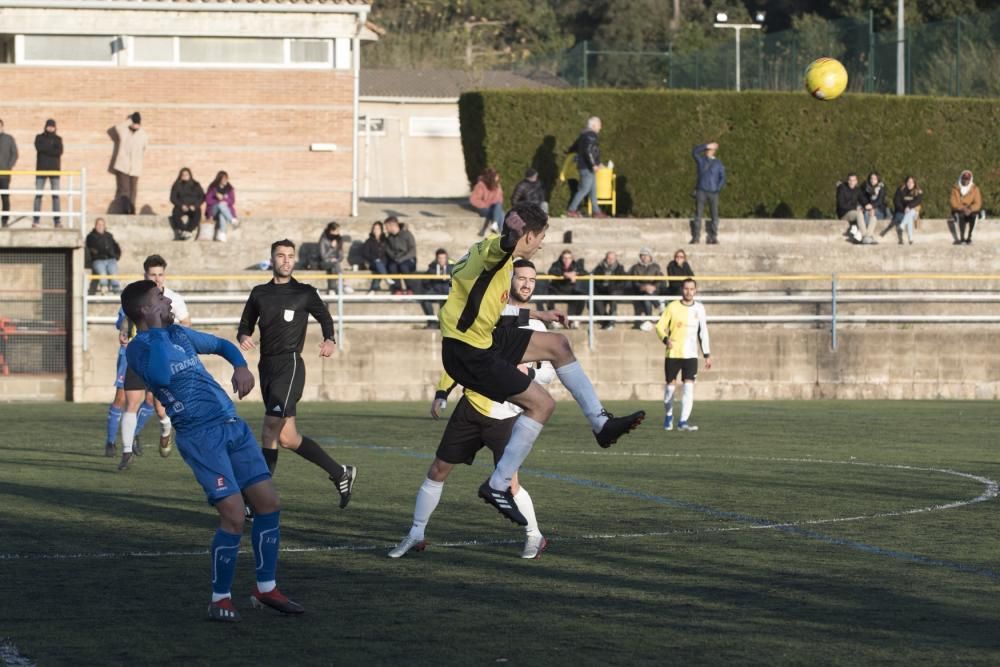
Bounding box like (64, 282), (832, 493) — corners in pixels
(804, 58), (848, 101)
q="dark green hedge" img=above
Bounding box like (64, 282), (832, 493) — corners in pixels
(458, 89), (1000, 218)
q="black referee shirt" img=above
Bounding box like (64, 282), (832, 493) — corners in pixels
(237, 278), (335, 357)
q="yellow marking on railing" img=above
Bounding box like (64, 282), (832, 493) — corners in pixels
(0, 170), (82, 177)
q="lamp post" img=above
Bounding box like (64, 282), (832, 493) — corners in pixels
(713, 11), (765, 92)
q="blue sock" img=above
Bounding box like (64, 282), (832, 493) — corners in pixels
(210, 529), (242, 597)
(106, 405), (123, 445)
(251, 510), (281, 586)
(135, 401), (155, 436)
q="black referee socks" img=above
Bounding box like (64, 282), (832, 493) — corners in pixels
(261, 447), (279, 474)
(294, 436), (344, 481)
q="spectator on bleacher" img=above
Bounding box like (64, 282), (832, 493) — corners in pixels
(168, 167), (204, 240)
(665, 248), (695, 297)
(0, 119), (19, 228)
(470, 167), (504, 237)
(949, 170), (982, 245)
(319, 221), (354, 294)
(861, 172), (889, 234)
(384, 216), (417, 294)
(419, 248), (453, 329)
(112, 112), (147, 214)
(86, 217), (122, 295)
(33, 119), (63, 228)
(545, 249), (588, 328)
(836, 173), (874, 244)
(890, 176), (922, 246)
(566, 116), (607, 219)
(204, 171), (238, 242)
(629, 247), (662, 331)
(511, 168), (548, 214)
(593, 250), (627, 330)
(362, 220), (390, 293)
(691, 141), (726, 244)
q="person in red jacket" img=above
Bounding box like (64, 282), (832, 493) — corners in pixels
(470, 167), (504, 237)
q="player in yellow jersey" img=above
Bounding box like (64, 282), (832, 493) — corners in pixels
(655, 278), (712, 432)
(439, 203), (645, 525)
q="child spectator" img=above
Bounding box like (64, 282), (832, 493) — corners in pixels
(362, 220), (390, 293)
(168, 167), (204, 240)
(204, 171), (238, 242)
(86, 217), (122, 294)
(593, 250), (627, 330)
(665, 249), (695, 297)
(891, 176), (922, 246)
(546, 249), (588, 328)
(511, 168), (548, 214)
(629, 247), (662, 331)
(384, 216), (416, 294)
(949, 170), (982, 245)
(469, 167), (504, 237)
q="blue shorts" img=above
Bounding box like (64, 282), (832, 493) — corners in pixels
(175, 418), (270, 505)
(114, 348), (127, 388)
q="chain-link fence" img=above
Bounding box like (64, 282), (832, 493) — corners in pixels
(0, 250), (70, 375)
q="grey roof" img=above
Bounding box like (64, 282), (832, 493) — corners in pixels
(361, 68), (564, 99)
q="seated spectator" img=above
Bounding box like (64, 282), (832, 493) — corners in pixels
(86, 217), (122, 294)
(891, 176), (922, 246)
(665, 248), (694, 297)
(511, 168), (548, 214)
(949, 169), (982, 245)
(362, 220), (391, 293)
(836, 173), (875, 244)
(169, 167), (204, 240)
(320, 221), (353, 294)
(469, 167), (504, 237)
(593, 250), (626, 329)
(629, 247), (662, 331)
(861, 172), (889, 233)
(384, 216), (416, 294)
(204, 171), (238, 242)
(420, 248), (453, 329)
(546, 249), (588, 328)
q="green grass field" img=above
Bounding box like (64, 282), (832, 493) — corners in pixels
(2, 400), (999, 666)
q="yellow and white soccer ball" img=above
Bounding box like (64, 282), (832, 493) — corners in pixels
(804, 58), (848, 101)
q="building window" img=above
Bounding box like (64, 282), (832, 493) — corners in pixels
(19, 34), (116, 65)
(179, 37), (284, 65)
(125, 36), (333, 68)
(409, 117), (461, 138)
(290, 39), (330, 64)
(358, 117), (386, 135)
(131, 36), (175, 63)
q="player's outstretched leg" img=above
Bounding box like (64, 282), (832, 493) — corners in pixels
(207, 522), (243, 622)
(118, 410), (137, 470)
(243, 480), (304, 615)
(389, 476), (443, 558)
(269, 417), (358, 509)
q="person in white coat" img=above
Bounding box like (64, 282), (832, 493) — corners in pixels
(112, 112), (148, 213)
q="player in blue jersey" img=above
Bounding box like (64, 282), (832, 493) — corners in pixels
(120, 280), (304, 622)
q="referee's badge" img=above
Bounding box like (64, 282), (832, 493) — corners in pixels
(283, 309), (295, 322)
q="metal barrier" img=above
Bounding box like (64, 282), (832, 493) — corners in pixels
(83, 272), (1000, 352)
(0, 169), (87, 233)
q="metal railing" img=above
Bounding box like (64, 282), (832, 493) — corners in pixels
(0, 169), (87, 234)
(83, 271), (1000, 352)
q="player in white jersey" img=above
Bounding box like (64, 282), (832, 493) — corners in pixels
(655, 278), (712, 431)
(389, 260), (556, 559)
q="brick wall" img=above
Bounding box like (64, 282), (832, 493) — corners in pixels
(0, 66), (355, 218)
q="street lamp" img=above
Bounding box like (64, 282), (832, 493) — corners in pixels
(713, 11), (766, 91)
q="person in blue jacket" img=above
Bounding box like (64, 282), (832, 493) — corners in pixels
(691, 142), (726, 245)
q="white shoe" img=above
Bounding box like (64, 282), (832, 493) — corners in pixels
(231, 218), (240, 228)
(521, 533), (548, 559)
(216, 231), (227, 242)
(343, 285), (354, 294)
(388, 535), (426, 559)
(677, 422), (699, 431)
(640, 321), (654, 332)
(489, 221), (500, 234)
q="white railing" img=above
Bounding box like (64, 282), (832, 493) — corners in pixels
(0, 169), (87, 233)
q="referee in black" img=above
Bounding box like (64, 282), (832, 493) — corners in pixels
(238, 239), (357, 508)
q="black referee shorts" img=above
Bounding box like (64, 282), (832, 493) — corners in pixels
(259, 352), (305, 418)
(435, 396), (518, 466)
(123, 365), (147, 392)
(442, 325), (534, 404)
(665, 358), (699, 383)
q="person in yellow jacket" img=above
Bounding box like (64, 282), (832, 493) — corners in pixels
(948, 169), (983, 245)
(655, 278), (712, 432)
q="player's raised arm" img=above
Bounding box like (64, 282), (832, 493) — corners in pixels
(431, 370), (458, 419)
(183, 327), (255, 397)
(128, 330), (172, 389)
(236, 288), (260, 350)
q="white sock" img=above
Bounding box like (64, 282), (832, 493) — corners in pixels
(121, 412), (137, 453)
(681, 382), (695, 422)
(408, 478), (444, 540)
(664, 384), (676, 416)
(555, 361), (608, 431)
(159, 415), (172, 437)
(515, 488), (541, 537)
(489, 416), (544, 490)
(256, 580), (276, 593)
(211, 592), (231, 602)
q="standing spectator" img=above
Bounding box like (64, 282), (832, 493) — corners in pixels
(470, 167), (504, 237)
(319, 221), (351, 294)
(836, 173), (875, 244)
(629, 247), (662, 331)
(384, 216), (416, 294)
(861, 172), (889, 234)
(665, 249), (695, 297)
(546, 249), (588, 328)
(204, 171), (238, 242)
(593, 250), (626, 330)
(112, 112), (147, 214)
(949, 170), (982, 245)
(891, 176), (922, 246)
(565, 116), (607, 219)
(86, 217), (122, 294)
(168, 167), (204, 240)
(511, 168), (548, 214)
(33, 119), (63, 228)
(691, 142), (726, 244)
(0, 118), (18, 227)
(419, 248), (453, 329)
(362, 220), (390, 293)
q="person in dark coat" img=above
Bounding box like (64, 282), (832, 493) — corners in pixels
(86, 217), (122, 294)
(511, 168), (548, 214)
(169, 167), (205, 240)
(384, 216), (417, 294)
(362, 220), (390, 293)
(546, 249), (588, 327)
(33, 119), (63, 228)
(592, 250), (627, 329)
(419, 248), (453, 328)
(0, 118), (18, 227)
(566, 117), (608, 218)
(664, 248), (695, 297)
(691, 142), (726, 244)
(629, 247), (662, 330)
